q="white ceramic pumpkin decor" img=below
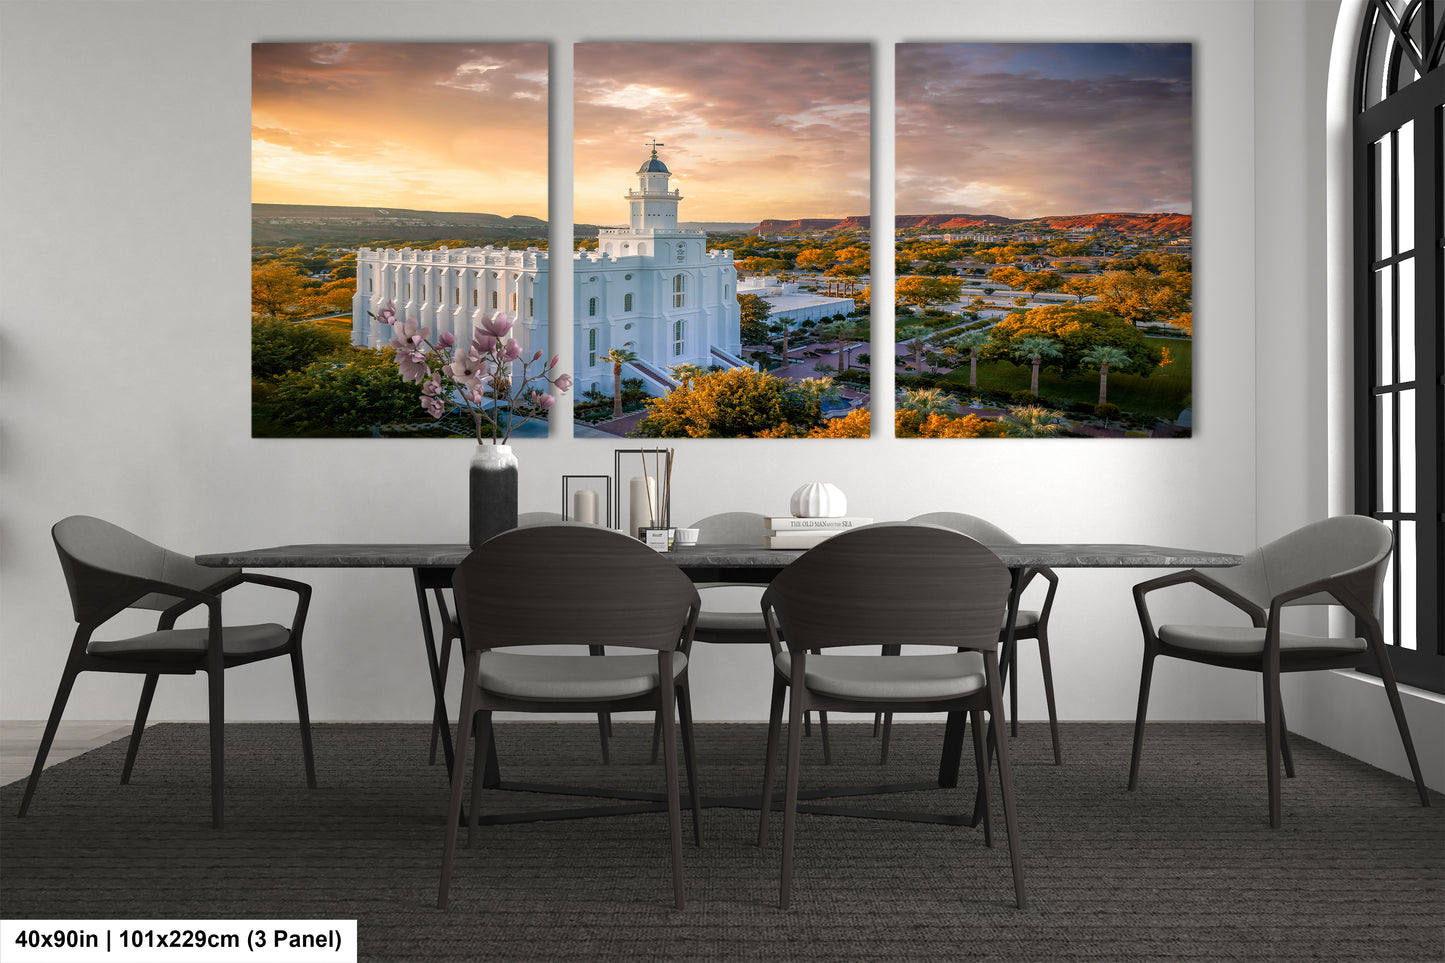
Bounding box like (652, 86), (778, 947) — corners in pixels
(790, 482), (847, 518)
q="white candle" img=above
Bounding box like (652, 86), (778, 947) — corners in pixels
(629, 476), (657, 536)
(573, 489), (599, 526)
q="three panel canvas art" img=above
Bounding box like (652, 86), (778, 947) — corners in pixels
(252, 43), (1192, 440)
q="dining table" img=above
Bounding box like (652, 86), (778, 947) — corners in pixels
(197, 538), (1243, 825)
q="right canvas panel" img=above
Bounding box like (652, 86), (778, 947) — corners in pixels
(894, 43), (1193, 438)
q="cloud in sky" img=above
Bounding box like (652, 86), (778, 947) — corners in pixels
(251, 42), (548, 216)
(574, 43), (871, 225)
(895, 43), (1193, 219)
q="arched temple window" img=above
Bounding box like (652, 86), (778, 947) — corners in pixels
(1352, 0), (1443, 691)
(672, 274), (686, 309)
(624, 293), (633, 312)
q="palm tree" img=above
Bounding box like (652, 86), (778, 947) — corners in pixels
(896, 325), (931, 371)
(1000, 404), (1065, 438)
(1081, 344), (1131, 406)
(898, 387), (956, 418)
(948, 331), (989, 388)
(816, 319), (865, 373)
(601, 343), (637, 418)
(669, 362), (705, 388)
(1011, 336), (1064, 396)
(796, 376), (841, 414)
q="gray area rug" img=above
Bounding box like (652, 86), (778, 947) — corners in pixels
(2, 721), (1441, 962)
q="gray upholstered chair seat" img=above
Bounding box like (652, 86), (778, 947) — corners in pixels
(479, 650), (688, 700)
(87, 623), (291, 662)
(774, 650), (987, 701)
(1011, 609), (1040, 630)
(1158, 624), (1366, 656)
(695, 609), (765, 633)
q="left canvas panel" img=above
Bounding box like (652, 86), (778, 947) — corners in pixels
(251, 42), (555, 439)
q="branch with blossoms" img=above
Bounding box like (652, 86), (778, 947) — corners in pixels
(371, 301), (573, 444)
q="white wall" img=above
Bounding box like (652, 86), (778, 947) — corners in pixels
(0, 0), (1430, 790)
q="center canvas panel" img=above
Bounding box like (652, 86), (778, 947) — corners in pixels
(572, 43), (872, 439)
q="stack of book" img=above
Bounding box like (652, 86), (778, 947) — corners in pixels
(763, 515), (874, 549)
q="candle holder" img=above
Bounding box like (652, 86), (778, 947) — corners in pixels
(562, 475), (612, 527)
(613, 448), (674, 537)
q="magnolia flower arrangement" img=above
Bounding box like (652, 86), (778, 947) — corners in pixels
(374, 301), (572, 444)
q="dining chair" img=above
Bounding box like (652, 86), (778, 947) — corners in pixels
(756, 523), (1025, 909)
(648, 511), (832, 763)
(902, 511), (1062, 764)
(427, 511), (618, 764)
(438, 525), (703, 910)
(19, 515), (315, 829)
(1129, 514), (1430, 826)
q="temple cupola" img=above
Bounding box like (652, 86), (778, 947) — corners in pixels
(627, 140), (683, 232)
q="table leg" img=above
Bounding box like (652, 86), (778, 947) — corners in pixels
(414, 569), (458, 778)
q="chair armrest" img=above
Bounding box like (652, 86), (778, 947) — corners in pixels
(1034, 566), (1060, 625)
(1133, 569), (1267, 644)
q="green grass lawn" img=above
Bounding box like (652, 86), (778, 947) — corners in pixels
(941, 337), (1192, 422)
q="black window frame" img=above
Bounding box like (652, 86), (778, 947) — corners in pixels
(1352, 0), (1444, 693)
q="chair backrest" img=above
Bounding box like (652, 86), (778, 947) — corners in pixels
(1207, 515), (1393, 612)
(52, 515), (234, 625)
(689, 511), (769, 545)
(452, 525), (700, 652)
(907, 511), (1019, 546)
(761, 523), (1011, 652)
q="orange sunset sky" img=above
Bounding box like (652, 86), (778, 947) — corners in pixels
(252, 42), (872, 228)
(251, 42), (549, 216)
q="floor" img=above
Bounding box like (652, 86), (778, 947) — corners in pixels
(0, 721), (135, 788)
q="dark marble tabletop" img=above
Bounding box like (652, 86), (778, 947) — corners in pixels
(197, 541), (1241, 570)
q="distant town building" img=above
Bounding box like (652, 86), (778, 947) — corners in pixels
(739, 277), (854, 325)
(351, 144), (744, 397)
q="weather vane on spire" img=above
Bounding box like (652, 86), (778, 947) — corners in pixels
(646, 138), (665, 158)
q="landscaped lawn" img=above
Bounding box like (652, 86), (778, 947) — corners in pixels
(939, 337), (1192, 422)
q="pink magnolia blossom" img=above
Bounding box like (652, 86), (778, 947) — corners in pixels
(501, 339), (523, 361)
(438, 330), (456, 347)
(444, 347), (482, 385)
(420, 394), (445, 418)
(554, 372), (574, 392)
(397, 348), (431, 383)
(548, 354), (560, 370)
(471, 333), (497, 354)
(531, 390), (555, 409)
(375, 302), (397, 326)
(479, 312), (514, 339)
(531, 349), (543, 362)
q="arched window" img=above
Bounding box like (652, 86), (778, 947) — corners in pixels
(589, 297), (598, 317)
(588, 328), (597, 367)
(472, 290), (478, 307)
(491, 291), (498, 310)
(1353, 0), (1443, 691)
(624, 293), (633, 312)
(673, 319), (685, 357)
(510, 292), (517, 312)
(673, 274), (685, 309)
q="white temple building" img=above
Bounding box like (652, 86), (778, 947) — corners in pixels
(351, 144), (745, 398)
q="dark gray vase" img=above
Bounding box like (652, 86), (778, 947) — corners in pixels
(468, 444), (518, 548)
